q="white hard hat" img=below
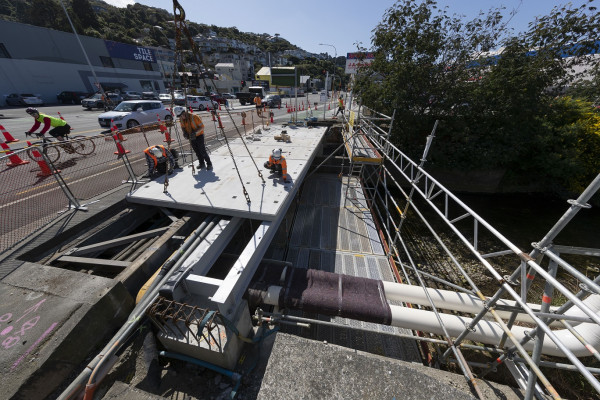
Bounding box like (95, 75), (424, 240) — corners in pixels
(151, 146), (163, 158)
(272, 148), (281, 159)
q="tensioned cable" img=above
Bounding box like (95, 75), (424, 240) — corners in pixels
(172, 0), (265, 202)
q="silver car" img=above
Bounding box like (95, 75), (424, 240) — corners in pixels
(98, 100), (173, 129)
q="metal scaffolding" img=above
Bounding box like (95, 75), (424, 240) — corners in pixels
(341, 104), (600, 400)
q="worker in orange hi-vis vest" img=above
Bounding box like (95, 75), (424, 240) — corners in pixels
(264, 148), (290, 183)
(254, 95), (262, 117)
(143, 145), (178, 178)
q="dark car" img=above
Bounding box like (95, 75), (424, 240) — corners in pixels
(263, 94), (282, 108)
(209, 93), (226, 104)
(57, 91), (89, 104)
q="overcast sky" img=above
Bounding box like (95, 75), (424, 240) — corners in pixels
(102, 0), (595, 56)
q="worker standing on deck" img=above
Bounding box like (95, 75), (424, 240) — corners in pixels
(143, 145), (178, 178)
(178, 110), (213, 170)
(254, 95), (262, 117)
(264, 148), (290, 183)
(334, 96), (345, 117)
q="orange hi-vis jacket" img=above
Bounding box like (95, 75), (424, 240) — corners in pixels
(338, 98), (344, 108)
(266, 155), (287, 177)
(254, 96), (262, 106)
(180, 113), (204, 137)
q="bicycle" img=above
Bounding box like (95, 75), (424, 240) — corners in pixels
(25, 132), (96, 164)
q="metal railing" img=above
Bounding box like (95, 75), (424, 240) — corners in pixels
(345, 104), (600, 399)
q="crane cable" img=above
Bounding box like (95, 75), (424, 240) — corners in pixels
(172, 0), (265, 200)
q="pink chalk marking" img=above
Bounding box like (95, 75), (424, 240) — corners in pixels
(1, 326), (13, 336)
(11, 322), (57, 370)
(16, 299), (46, 323)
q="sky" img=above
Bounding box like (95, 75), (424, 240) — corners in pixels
(102, 0), (594, 57)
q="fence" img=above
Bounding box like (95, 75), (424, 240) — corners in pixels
(0, 108), (279, 255)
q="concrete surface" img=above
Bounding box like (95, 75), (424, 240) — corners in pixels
(103, 381), (164, 400)
(257, 333), (524, 400)
(0, 262), (134, 400)
(127, 125), (326, 220)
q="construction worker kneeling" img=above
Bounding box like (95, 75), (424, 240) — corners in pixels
(144, 145), (179, 178)
(264, 148), (290, 183)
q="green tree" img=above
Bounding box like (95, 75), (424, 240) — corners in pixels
(355, 0), (600, 194)
(72, 0), (98, 29)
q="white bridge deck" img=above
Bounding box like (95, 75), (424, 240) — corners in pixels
(127, 125), (327, 220)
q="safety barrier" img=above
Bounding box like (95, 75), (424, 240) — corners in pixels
(0, 105), (334, 255)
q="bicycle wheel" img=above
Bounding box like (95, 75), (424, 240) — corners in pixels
(72, 136), (96, 156)
(27, 145), (60, 164)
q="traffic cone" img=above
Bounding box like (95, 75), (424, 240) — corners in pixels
(217, 115), (224, 129)
(270, 112), (274, 123)
(27, 140), (57, 176)
(58, 111), (65, 121)
(241, 112), (246, 126)
(157, 116), (172, 143)
(211, 111), (217, 122)
(0, 124), (18, 143)
(113, 134), (130, 156)
(218, 103), (222, 111)
(0, 139), (30, 167)
(328, 103), (331, 110)
(278, 102), (281, 109)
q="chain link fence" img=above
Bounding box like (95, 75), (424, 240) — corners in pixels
(0, 108), (282, 254)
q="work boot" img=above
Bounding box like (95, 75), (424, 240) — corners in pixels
(206, 164), (213, 171)
(197, 163), (205, 169)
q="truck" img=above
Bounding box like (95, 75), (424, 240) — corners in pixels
(235, 86), (265, 105)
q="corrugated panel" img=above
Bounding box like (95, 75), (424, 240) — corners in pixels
(310, 208), (322, 248)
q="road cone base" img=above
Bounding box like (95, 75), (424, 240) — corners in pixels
(114, 150), (131, 155)
(7, 160), (30, 167)
(37, 169), (60, 177)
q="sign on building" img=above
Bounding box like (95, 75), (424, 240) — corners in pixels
(345, 52), (375, 74)
(104, 40), (156, 63)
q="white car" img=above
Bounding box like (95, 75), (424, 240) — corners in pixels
(98, 100), (173, 130)
(158, 93), (172, 103)
(186, 95), (216, 111)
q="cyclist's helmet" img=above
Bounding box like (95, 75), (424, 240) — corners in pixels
(25, 107), (39, 115)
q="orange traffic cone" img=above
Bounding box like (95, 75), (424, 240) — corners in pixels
(241, 112), (247, 126)
(113, 134), (130, 156)
(58, 111), (65, 121)
(217, 115), (224, 129)
(211, 111), (217, 122)
(1, 140), (30, 167)
(27, 140), (57, 176)
(328, 103), (331, 110)
(270, 112), (274, 123)
(278, 102), (281, 109)
(0, 124), (18, 143)
(218, 103), (222, 111)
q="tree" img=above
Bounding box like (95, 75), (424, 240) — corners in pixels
(354, 0), (600, 194)
(71, 0), (98, 29)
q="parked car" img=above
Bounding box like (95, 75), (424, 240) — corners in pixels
(263, 94), (282, 108)
(122, 91), (142, 100)
(185, 95), (218, 111)
(173, 92), (185, 105)
(221, 93), (236, 99)
(56, 91), (89, 104)
(158, 93), (172, 103)
(4, 93), (44, 106)
(82, 93), (123, 110)
(97, 100), (173, 130)
(141, 91), (159, 100)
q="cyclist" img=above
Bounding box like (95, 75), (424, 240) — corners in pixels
(25, 107), (72, 142)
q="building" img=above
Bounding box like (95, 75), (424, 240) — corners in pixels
(0, 20), (167, 104)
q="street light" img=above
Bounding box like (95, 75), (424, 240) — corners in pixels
(319, 43), (338, 97)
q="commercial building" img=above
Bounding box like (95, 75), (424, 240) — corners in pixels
(0, 20), (166, 105)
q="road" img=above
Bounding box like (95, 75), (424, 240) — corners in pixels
(0, 94), (341, 253)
